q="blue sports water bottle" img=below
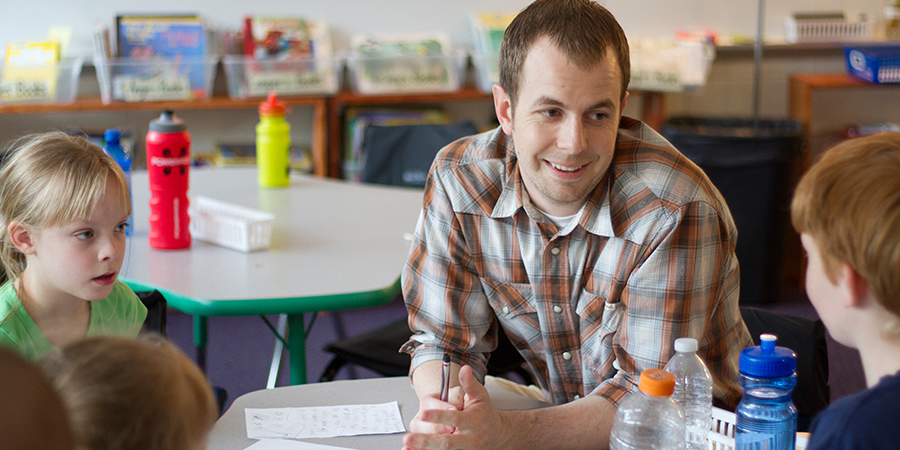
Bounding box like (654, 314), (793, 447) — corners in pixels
(735, 333), (798, 450)
(103, 129), (133, 236)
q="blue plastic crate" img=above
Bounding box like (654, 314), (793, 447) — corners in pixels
(845, 45), (900, 84)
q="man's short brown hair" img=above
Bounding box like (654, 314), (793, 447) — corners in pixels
(499, 0), (630, 107)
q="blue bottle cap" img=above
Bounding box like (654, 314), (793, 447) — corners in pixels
(739, 334), (797, 378)
(104, 128), (121, 144)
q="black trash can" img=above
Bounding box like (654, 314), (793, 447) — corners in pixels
(662, 117), (804, 305)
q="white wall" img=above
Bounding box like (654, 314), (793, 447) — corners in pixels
(2, 0), (889, 57)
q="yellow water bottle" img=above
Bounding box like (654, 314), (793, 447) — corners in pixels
(257, 92), (291, 187)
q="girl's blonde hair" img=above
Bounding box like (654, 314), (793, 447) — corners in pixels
(0, 131), (130, 284)
(39, 335), (218, 450)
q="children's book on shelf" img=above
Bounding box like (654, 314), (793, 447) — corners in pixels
(470, 12), (516, 55)
(348, 33), (461, 94)
(243, 17), (314, 59)
(1, 41), (60, 103)
(109, 14), (209, 101)
(342, 107), (447, 181)
(469, 12), (516, 91)
(229, 17), (336, 97)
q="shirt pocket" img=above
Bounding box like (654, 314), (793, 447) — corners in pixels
(575, 289), (624, 361)
(480, 277), (543, 353)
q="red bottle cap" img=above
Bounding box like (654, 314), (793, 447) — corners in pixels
(259, 92), (287, 116)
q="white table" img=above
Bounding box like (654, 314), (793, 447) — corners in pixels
(208, 376), (550, 450)
(121, 167), (424, 384)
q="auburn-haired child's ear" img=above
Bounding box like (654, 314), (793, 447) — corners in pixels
(7, 221), (36, 255)
(841, 263), (869, 309)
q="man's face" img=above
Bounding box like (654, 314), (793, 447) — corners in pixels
(495, 36), (626, 217)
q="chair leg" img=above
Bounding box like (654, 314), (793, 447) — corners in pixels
(319, 357), (348, 382)
(328, 311), (358, 379)
(266, 314), (288, 389)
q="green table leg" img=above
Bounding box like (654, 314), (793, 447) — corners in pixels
(288, 313), (307, 385)
(193, 315), (208, 373)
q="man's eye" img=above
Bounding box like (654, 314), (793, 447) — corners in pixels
(76, 231), (93, 240)
(541, 109), (560, 118)
(115, 223), (130, 233)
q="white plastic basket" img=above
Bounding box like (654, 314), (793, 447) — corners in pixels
(784, 17), (874, 43)
(188, 196), (274, 252)
(707, 407), (808, 450)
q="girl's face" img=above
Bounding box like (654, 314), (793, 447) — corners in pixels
(21, 179), (129, 304)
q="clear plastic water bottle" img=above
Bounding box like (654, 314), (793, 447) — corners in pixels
(103, 129), (133, 236)
(735, 334), (797, 450)
(610, 369), (685, 450)
(664, 337), (713, 450)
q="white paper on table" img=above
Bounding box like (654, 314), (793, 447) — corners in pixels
(243, 438), (360, 450)
(245, 402), (405, 440)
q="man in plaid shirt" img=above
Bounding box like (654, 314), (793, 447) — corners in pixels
(401, 1), (752, 449)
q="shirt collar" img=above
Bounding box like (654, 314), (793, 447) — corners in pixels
(489, 132), (616, 237)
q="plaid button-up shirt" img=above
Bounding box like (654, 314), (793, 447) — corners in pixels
(401, 117), (751, 408)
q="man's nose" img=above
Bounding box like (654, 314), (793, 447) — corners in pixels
(558, 117), (587, 153)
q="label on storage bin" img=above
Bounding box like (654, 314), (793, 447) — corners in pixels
(247, 69), (335, 96)
(0, 76), (56, 102)
(115, 74), (190, 101)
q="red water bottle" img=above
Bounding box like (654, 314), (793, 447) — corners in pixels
(146, 110), (191, 249)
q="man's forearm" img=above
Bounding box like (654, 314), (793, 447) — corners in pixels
(495, 395), (616, 450)
(412, 359), (463, 400)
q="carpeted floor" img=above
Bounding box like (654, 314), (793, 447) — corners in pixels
(166, 283), (866, 412)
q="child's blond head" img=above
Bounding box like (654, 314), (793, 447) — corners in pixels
(791, 131), (900, 319)
(0, 131), (130, 284)
(39, 335), (218, 450)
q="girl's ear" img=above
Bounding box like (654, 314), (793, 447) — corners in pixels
(7, 221), (36, 255)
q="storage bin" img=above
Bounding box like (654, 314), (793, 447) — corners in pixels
(784, 17), (874, 43)
(95, 56), (218, 103)
(707, 407), (808, 450)
(346, 50), (467, 95)
(0, 58), (83, 105)
(629, 39), (715, 92)
(189, 196), (274, 252)
(845, 45), (900, 84)
(222, 55), (343, 98)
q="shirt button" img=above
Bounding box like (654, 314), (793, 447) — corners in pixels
(550, 247), (560, 255)
(574, 395), (581, 400)
(553, 305), (562, 313)
(502, 306), (510, 314)
(562, 351), (572, 360)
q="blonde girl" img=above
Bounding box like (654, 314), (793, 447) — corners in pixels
(0, 132), (146, 360)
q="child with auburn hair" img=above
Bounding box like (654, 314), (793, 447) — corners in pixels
(0, 346), (75, 450)
(0, 132), (146, 360)
(791, 131), (900, 449)
(40, 335), (218, 450)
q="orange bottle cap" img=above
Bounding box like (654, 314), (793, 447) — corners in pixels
(637, 369), (676, 396)
(259, 92), (287, 116)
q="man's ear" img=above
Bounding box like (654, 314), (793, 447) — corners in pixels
(839, 263), (869, 309)
(493, 84), (514, 136)
(7, 221), (36, 255)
